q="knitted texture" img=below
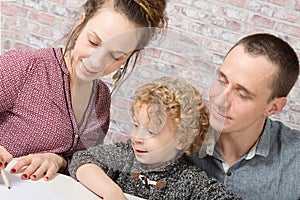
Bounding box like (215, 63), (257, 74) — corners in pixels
(69, 141), (241, 199)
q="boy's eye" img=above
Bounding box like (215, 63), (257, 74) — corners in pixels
(133, 123), (139, 128)
(146, 130), (155, 135)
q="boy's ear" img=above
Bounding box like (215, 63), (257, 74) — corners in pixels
(265, 97), (286, 116)
(175, 136), (186, 151)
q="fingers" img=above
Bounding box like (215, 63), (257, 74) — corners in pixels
(40, 154), (67, 181)
(11, 155), (32, 174)
(21, 158), (42, 180)
(10, 153), (63, 181)
(28, 161), (56, 181)
(43, 166), (58, 181)
(0, 146), (13, 168)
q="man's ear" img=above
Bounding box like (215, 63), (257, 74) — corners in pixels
(265, 97), (287, 117)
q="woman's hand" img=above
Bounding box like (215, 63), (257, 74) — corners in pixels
(10, 153), (67, 181)
(0, 146), (13, 168)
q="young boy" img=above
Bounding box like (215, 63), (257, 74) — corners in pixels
(69, 77), (240, 199)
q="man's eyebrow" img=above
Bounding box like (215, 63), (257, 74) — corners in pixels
(236, 84), (256, 98)
(217, 69), (228, 81)
(218, 68), (256, 98)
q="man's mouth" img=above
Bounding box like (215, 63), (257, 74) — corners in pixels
(212, 104), (231, 120)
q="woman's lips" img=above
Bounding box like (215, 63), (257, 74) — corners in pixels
(81, 63), (98, 76)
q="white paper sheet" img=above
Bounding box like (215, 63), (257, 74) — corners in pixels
(0, 160), (145, 200)
(0, 164), (63, 200)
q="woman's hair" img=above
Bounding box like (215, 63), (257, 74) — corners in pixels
(132, 77), (209, 155)
(63, 0), (168, 85)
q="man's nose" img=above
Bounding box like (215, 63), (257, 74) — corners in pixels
(213, 86), (232, 109)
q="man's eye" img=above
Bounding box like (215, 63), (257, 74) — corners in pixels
(237, 92), (248, 100)
(217, 78), (227, 85)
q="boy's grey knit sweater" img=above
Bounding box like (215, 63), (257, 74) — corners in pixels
(69, 141), (241, 200)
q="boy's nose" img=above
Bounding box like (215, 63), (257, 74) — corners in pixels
(131, 135), (144, 145)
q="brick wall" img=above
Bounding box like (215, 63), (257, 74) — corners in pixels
(1, 0), (300, 141)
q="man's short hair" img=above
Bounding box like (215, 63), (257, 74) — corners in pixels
(227, 33), (299, 100)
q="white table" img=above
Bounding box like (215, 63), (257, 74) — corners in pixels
(1, 160), (144, 200)
(36, 173), (144, 200)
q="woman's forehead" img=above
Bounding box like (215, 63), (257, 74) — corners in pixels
(87, 8), (137, 39)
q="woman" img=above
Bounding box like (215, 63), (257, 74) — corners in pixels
(0, 0), (168, 181)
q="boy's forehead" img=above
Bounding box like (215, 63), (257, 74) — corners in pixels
(133, 103), (150, 122)
(134, 103), (167, 130)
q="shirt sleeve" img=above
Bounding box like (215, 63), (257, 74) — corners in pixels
(69, 141), (132, 180)
(0, 49), (33, 112)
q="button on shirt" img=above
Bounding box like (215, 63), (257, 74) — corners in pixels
(189, 118), (300, 200)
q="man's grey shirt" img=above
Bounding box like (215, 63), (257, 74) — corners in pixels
(189, 118), (300, 200)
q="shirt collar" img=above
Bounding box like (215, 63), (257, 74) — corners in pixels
(254, 118), (271, 158)
(204, 118), (272, 159)
(245, 139), (258, 160)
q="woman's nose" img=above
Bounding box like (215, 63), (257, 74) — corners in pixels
(84, 47), (112, 73)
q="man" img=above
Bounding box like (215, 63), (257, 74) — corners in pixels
(190, 33), (300, 199)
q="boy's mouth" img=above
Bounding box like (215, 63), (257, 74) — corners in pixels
(134, 149), (148, 154)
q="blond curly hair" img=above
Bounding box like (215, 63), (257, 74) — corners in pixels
(132, 77), (209, 155)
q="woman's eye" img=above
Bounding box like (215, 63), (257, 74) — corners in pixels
(89, 40), (99, 46)
(109, 53), (120, 61)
